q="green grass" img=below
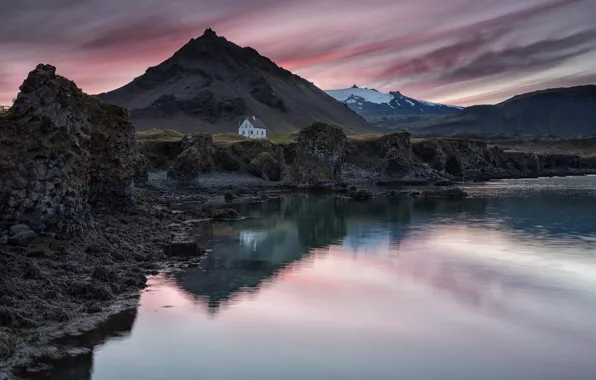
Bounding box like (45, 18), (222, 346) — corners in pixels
(212, 133), (248, 148)
(347, 133), (383, 143)
(136, 129), (184, 142)
(268, 132), (299, 144)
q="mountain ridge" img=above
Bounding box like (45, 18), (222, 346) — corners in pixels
(325, 86), (462, 118)
(412, 84), (596, 136)
(97, 29), (376, 135)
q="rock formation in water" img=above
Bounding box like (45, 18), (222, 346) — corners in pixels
(0, 64), (141, 235)
(292, 122), (347, 185)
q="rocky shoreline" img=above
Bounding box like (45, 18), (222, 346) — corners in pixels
(2, 64), (596, 379)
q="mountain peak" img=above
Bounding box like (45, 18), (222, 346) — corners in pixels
(351, 84), (359, 89)
(96, 31), (374, 135)
(202, 28), (217, 37)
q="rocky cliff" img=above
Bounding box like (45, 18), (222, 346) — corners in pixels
(97, 29), (375, 135)
(0, 64), (141, 236)
(140, 129), (596, 188)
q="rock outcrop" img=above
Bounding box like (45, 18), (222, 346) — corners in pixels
(87, 102), (140, 206)
(0, 64), (140, 235)
(382, 148), (412, 177)
(248, 152), (285, 181)
(215, 139), (287, 180)
(411, 137), (594, 180)
(378, 132), (412, 159)
(292, 122), (347, 185)
(168, 133), (214, 181)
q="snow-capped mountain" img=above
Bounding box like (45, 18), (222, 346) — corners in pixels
(325, 85), (463, 118)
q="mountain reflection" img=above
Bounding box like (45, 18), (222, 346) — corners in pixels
(170, 195), (493, 312)
(170, 186), (596, 315)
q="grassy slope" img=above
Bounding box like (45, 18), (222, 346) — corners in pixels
(496, 137), (596, 157)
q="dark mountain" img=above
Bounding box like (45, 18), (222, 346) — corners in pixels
(411, 85), (596, 137)
(325, 85), (462, 118)
(96, 29), (375, 135)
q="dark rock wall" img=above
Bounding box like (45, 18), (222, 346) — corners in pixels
(88, 101), (140, 207)
(140, 128), (596, 186)
(0, 64), (139, 234)
(292, 123), (347, 185)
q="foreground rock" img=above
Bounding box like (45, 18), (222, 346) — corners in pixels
(0, 64), (140, 235)
(292, 122), (347, 185)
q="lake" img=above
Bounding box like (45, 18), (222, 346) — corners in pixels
(33, 176), (596, 380)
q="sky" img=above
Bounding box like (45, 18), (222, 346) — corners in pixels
(0, 0), (595, 106)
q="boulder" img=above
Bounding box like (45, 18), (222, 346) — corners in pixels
(213, 147), (242, 171)
(412, 139), (448, 172)
(412, 139), (463, 177)
(212, 208), (241, 220)
(0, 64), (139, 234)
(8, 230), (38, 246)
(168, 133), (214, 181)
(378, 132), (412, 159)
(348, 189), (373, 201)
(382, 148), (412, 177)
(9, 224), (31, 236)
(292, 122), (347, 185)
(248, 152), (285, 181)
(180, 132), (212, 151)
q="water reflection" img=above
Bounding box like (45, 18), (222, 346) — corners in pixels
(27, 177), (596, 379)
(172, 183), (596, 316)
(171, 195), (480, 313)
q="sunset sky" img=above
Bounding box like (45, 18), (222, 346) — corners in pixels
(0, 0), (595, 106)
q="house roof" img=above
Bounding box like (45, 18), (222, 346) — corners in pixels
(246, 116), (267, 130)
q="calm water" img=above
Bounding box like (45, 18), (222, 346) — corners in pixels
(36, 177), (596, 380)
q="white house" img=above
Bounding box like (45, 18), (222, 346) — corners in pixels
(238, 116), (267, 139)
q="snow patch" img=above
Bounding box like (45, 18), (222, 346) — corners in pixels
(326, 87), (393, 105)
(418, 99), (439, 107)
(326, 87), (464, 110)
